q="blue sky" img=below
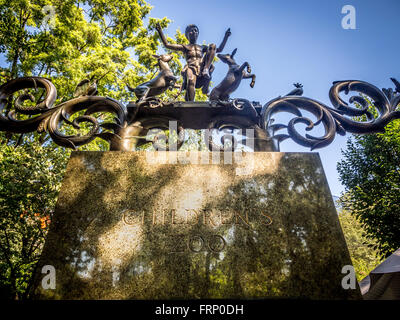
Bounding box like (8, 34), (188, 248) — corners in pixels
(146, 0), (400, 196)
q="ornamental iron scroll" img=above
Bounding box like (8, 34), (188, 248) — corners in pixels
(0, 77), (128, 149)
(1, 76), (400, 151)
(262, 80), (400, 150)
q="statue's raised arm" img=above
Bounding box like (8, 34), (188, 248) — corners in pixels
(155, 23), (185, 52)
(154, 23), (232, 101)
(217, 28), (231, 53)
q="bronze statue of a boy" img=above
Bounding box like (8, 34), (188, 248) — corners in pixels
(156, 23), (231, 101)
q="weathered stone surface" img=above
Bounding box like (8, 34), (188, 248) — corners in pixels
(30, 151), (361, 299)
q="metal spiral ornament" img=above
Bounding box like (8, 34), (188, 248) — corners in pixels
(0, 77), (128, 149)
(0, 77), (57, 133)
(328, 80), (400, 134)
(47, 96), (127, 149)
(1, 76), (399, 151)
(262, 79), (400, 150)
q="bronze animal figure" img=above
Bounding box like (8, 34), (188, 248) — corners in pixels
(285, 83), (303, 96)
(73, 72), (111, 97)
(390, 77), (400, 94)
(156, 23), (231, 101)
(209, 49), (255, 101)
(383, 78), (400, 101)
(74, 79), (98, 97)
(127, 54), (178, 103)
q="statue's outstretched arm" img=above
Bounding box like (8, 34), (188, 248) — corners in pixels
(216, 28), (231, 53)
(156, 23), (184, 51)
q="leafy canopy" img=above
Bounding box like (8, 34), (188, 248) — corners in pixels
(0, 138), (69, 299)
(338, 209), (383, 281)
(338, 119), (400, 258)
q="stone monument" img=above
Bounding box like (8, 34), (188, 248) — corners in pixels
(30, 151), (360, 299)
(1, 22), (399, 300)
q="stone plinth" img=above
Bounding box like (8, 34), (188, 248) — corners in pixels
(30, 151), (361, 299)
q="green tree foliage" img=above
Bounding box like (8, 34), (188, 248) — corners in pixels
(337, 119), (400, 258)
(0, 0), (173, 102)
(338, 209), (383, 281)
(0, 139), (69, 299)
(0, 0), (195, 299)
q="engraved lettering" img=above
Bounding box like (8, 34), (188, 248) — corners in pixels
(168, 234), (186, 253)
(221, 211), (233, 225)
(235, 211), (250, 227)
(172, 209), (186, 224)
(168, 234), (228, 254)
(185, 209), (200, 225)
(152, 210), (167, 225)
(260, 212), (273, 226)
(121, 209), (272, 229)
(203, 210), (219, 227)
(122, 210), (144, 225)
(188, 235), (205, 252)
(208, 235), (226, 252)
(171, 208), (176, 224)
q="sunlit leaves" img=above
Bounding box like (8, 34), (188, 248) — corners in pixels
(338, 209), (383, 281)
(338, 119), (400, 258)
(0, 139), (70, 299)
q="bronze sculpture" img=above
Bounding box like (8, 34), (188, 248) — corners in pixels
(1, 76), (400, 152)
(209, 48), (256, 102)
(382, 78), (400, 105)
(0, 22), (399, 152)
(155, 23), (231, 101)
(127, 54), (178, 105)
(73, 79), (98, 97)
(73, 72), (110, 97)
(285, 83), (303, 96)
(391, 77), (400, 94)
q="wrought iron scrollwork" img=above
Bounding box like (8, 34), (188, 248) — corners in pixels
(46, 96), (127, 149)
(1, 77), (399, 151)
(328, 80), (400, 133)
(0, 77), (128, 149)
(128, 116), (186, 151)
(211, 98), (259, 115)
(262, 80), (400, 150)
(204, 115), (258, 152)
(0, 77), (57, 133)
(262, 95), (341, 150)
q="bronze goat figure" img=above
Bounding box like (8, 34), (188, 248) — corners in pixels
(209, 48), (256, 101)
(127, 54), (178, 103)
